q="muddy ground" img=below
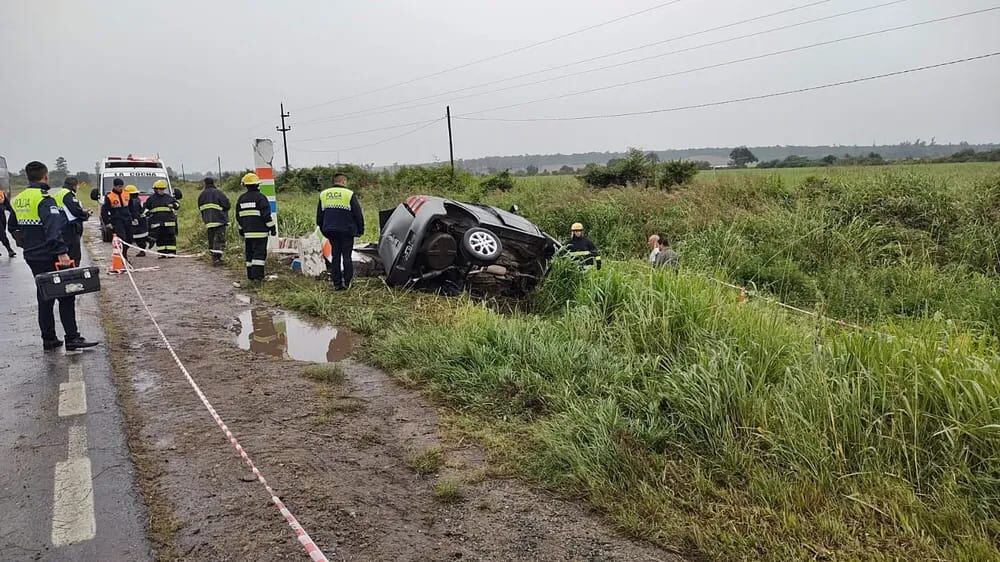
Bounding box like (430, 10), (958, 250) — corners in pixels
(88, 234), (679, 561)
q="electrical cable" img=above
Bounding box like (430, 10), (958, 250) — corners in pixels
(295, 0), (865, 126)
(454, 6), (1000, 118)
(291, 118), (443, 153)
(294, 0), (686, 112)
(451, 51), (1000, 122)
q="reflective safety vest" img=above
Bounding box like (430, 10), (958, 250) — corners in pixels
(319, 187), (353, 210)
(106, 191), (130, 207)
(11, 188), (48, 225)
(50, 188), (72, 208)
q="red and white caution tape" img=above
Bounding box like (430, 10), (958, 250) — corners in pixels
(120, 262), (330, 561)
(118, 239), (204, 259)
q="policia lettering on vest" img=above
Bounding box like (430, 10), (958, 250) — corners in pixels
(8, 161), (99, 351)
(316, 173), (364, 290)
(235, 173), (275, 282)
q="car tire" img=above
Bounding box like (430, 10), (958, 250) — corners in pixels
(462, 227), (502, 263)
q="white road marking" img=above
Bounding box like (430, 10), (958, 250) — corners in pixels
(51, 361), (96, 548)
(51, 456), (96, 546)
(58, 381), (87, 417)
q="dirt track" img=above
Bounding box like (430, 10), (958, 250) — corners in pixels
(87, 233), (678, 561)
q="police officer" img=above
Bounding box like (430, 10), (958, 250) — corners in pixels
(101, 178), (136, 261)
(235, 173), (275, 282)
(143, 179), (180, 258)
(8, 161), (98, 350)
(0, 188), (15, 257)
(316, 173), (364, 290)
(50, 177), (90, 265)
(126, 185), (149, 257)
(197, 177), (231, 266)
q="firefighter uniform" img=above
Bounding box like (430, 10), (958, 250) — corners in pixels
(197, 178), (231, 265)
(126, 185), (149, 256)
(235, 173), (275, 281)
(102, 183), (136, 260)
(143, 180), (180, 257)
(316, 181), (364, 289)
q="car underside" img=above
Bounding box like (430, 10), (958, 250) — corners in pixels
(376, 196), (558, 297)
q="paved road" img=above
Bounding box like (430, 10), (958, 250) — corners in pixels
(0, 245), (152, 561)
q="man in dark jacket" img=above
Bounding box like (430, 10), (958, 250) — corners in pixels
(50, 176), (90, 265)
(8, 161), (98, 350)
(0, 189), (15, 257)
(143, 179), (180, 258)
(197, 177), (231, 266)
(316, 173), (364, 290)
(101, 178), (136, 261)
(235, 173), (275, 282)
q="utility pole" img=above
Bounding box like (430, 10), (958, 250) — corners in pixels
(277, 102), (291, 173)
(446, 105), (455, 178)
(217, 156), (222, 180)
(181, 164), (187, 182)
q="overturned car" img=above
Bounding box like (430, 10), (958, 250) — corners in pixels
(375, 195), (559, 296)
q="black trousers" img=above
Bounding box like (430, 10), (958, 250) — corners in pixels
(27, 260), (79, 342)
(65, 233), (82, 266)
(324, 231), (355, 287)
(0, 215), (12, 253)
(244, 237), (268, 280)
(150, 224), (177, 255)
(207, 226), (226, 261)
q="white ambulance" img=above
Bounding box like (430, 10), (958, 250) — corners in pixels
(90, 155), (182, 242)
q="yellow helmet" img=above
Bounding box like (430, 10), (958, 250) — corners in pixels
(152, 179), (168, 190)
(570, 222), (584, 231)
(125, 184), (139, 194)
(241, 172), (260, 186)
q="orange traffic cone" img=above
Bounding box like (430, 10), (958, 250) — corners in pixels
(109, 235), (127, 274)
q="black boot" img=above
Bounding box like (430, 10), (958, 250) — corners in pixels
(43, 338), (64, 350)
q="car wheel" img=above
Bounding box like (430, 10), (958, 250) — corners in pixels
(462, 227), (502, 263)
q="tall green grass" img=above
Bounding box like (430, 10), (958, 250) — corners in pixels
(371, 263), (1000, 560)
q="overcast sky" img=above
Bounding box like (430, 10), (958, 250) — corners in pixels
(2, 0), (998, 173)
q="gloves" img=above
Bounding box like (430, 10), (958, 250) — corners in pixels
(269, 228), (277, 236)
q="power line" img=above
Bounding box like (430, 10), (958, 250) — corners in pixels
(296, 0), (909, 128)
(293, 0), (686, 112)
(295, 0), (846, 126)
(457, 6), (1000, 117)
(452, 51), (1000, 122)
(295, 118), (444, 142)
(291, 118), (443, 153)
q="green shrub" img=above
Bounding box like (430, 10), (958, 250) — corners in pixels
(658, 160), (699, 189)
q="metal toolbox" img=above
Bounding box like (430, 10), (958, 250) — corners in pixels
(34, 266), (102, 301)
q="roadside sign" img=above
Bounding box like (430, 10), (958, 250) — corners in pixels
(252, 139), (277, 247)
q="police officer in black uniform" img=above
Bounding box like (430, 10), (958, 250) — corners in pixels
(50, 176), (90, 265)
(8, 161), (99, 351)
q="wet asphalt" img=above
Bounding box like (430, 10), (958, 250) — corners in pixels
(0, 245), (152, 561)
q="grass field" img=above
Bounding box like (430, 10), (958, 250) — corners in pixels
(174, 162), (1000, 560)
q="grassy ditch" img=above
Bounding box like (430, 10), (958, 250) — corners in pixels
(171, 165), (1000, 560)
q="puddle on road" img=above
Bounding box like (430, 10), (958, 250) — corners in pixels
(236, 309), (358, 363)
